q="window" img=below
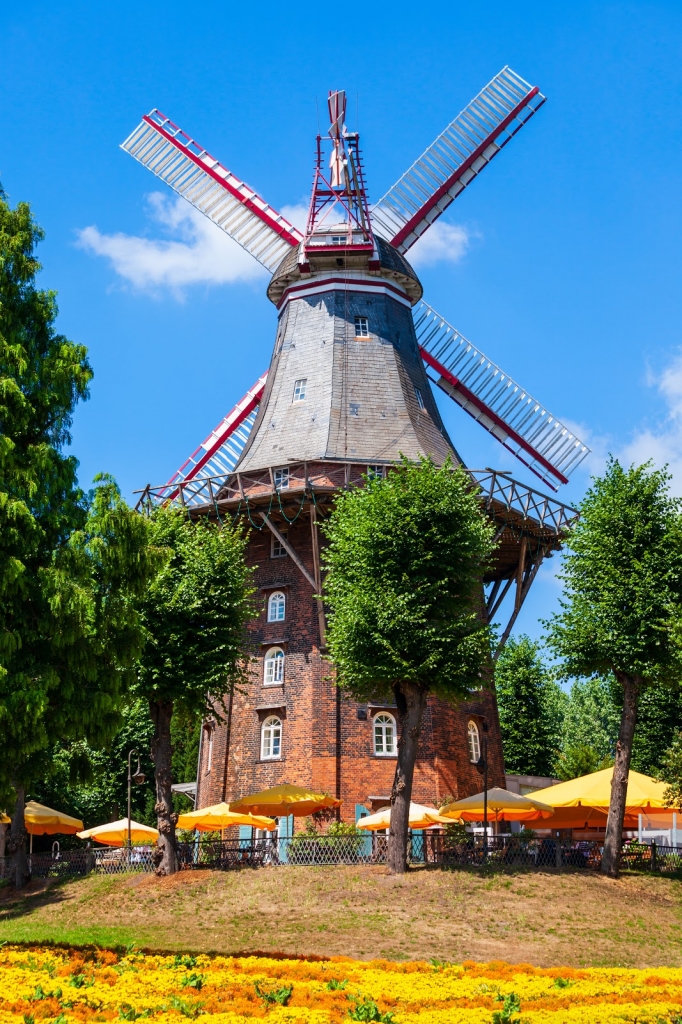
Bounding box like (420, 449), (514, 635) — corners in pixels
(292, 378), (307, 402)
(415, 387), (425, 410)
(273, 467), (289, 490)
(374, 713), (397, 756)
(261, 716), (282, 760)
(467, 720), (481, 764)
(355, 316), (369, 338)
(349, 402), (360, 417)
(331, 235), (346, 245)
(268, 591), (286, 622)
(263, 647), (285, 686)
(367, 465), (384, 481)
(271, 530), (287, 558)
(203, 722), (215, 773)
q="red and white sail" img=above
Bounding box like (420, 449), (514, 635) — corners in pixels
(121, 110), (303, 272)
(157, 373), (267, 504)
(413, 302), (589, 490)
(372, 67), (545, 254)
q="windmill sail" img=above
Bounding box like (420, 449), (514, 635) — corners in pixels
(372, 67), (545, 254)
(413, 301), (589, 490)
(157, 373), (267, 504)
(121, 110), (303, 272)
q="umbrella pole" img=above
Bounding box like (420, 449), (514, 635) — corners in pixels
(30, 833), (33, 856)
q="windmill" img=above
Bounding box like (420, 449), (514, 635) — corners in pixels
(125, 69), (585, 811)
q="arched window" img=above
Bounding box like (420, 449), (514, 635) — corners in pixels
(373, 713), (397, 756)
(467, 720), (481, 763)
(263, 647), (285, 686)
(267, 591), (286, 622)
(261, 716), (282, 760)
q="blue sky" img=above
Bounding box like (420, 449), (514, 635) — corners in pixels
(2, 2), (682, 642)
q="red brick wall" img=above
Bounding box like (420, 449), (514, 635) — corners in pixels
(197, 508), (506, 820)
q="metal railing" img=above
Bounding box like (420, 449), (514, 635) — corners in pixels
(135, 463), (577, 538)
(3, 836), (680, 881)
(433, 835), (682, 873)
(0, 847), (155, 880)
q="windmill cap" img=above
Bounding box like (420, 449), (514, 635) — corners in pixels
(267, 235), (423, 307)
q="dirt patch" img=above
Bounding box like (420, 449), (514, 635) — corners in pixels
(1, 866), (681, 967)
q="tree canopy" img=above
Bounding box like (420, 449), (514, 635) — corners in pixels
(0, 189), (161, 885)
(134, 506), (256, 874)
(545, 458), (682, 875)
(495, 635), (566, 777)
(322, 457), (495, 872)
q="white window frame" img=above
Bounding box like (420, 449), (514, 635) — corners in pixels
(467, 720), (481, 763)
(331, 235), (346, 245)
(292, 378), (307, 402)
(354, 316), (369, 338)
(367, 465), (384, 481)
(263, 647), (285, 686)
(415, 387), (425, 410)
(273, 467), (289, 490)
(261, 716), (282, 760)
(373, 713), (397, 757)
(267, 591), (286, 622)
(271, 530), (287, 558)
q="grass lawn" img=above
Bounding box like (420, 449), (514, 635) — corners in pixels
(1, 865), (681, 967)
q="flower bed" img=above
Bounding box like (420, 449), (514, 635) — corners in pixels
(2, 945), (682, 1023)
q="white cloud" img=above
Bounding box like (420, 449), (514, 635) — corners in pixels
(620, 352), (682, 493)
(407, 221), (471, 268)
(76, 192), (267, 295)
(281, 203), (309, 233)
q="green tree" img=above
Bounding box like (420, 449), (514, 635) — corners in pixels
(135, 507), (255, 875)
(552, 676), (619, 779)
(656, 728), (682, 811)
(545, 459), (682, 876)
(616, 683), (682, 776)
(27, 699), (200, 842)
(495, 636), (566, 776)
(0, 190), (161, 885)
(554, 744), (613, 781)
(322, 458), (495, 874)
(29, 699), (157, 835)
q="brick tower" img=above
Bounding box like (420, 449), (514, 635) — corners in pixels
(127, 72), (587, 824)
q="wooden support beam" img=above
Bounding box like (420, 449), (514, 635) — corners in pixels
(485, 578), (502, 618)
(488, 573), (516, 620)
(258, 514), (318, 591)
(309, 504), (327, 647)
(493, 547), (546, 661)
(514, 534), (528, 613)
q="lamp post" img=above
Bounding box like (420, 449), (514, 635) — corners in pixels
(127, 750), (146, 851)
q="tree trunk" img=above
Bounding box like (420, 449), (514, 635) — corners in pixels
(602, 673), (641, 878)
(0, 822), (6, 864)
(388, 681), (428, 874)
(8, 784), (29, 890)
(150, 698), (178, 876)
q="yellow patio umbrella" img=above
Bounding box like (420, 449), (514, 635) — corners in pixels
(525, 767), (677, 828)
(0, 812), (10, 825)
(77, 818), (159, 847)
(357, 802), (453, 831)
(440, 787), (554, 822)
(229, 784), (341, 817)
(531, 767), (673, 815)
(24, 801), (83, 836)
(176, 802), (276, 831)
